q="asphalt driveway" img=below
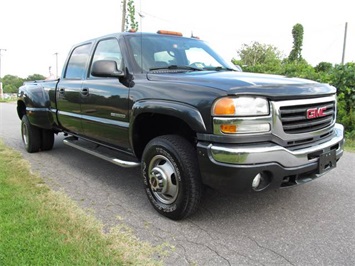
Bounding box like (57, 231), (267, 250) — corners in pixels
(1, 102), (354, 265)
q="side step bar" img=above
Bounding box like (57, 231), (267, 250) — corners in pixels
(63, 137), (140, 168)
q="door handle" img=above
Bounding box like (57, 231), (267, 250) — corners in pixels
(81, 88), (89, 96)
(59, 88), (65, 94)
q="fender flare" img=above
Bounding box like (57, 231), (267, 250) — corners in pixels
(130, 100), (207, 145)
(17, 84), (54, 129)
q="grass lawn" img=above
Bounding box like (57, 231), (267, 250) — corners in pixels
(345, 137), (355, 152)
(0, 141), (168, 265)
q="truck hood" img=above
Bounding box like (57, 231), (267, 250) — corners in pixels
(146, 71), (336, 99)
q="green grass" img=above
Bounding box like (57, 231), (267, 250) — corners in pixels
(0, 141), (169, 265)
(345, 137), (355, 152)
(0, 95), (17, 102)
(0, 99), (15, 103)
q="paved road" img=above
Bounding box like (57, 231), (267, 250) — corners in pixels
(1, 102), (355, 265)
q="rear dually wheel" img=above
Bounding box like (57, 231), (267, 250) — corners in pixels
(21, 115), (41, 153)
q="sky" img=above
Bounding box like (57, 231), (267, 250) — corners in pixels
(0, 0), (354, 78)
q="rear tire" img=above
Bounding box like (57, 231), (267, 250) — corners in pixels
(41, 129), (54, 151)
(21, 115), (41, 153)
(142, 135), (203, 220)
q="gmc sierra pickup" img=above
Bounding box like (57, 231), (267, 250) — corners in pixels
(17, 30), (344, 220)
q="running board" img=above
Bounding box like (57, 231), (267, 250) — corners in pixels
(63, 137), (140, 168)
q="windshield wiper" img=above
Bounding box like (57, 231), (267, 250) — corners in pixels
(149, 65), (203, 71)
(203, 66), (237, 71)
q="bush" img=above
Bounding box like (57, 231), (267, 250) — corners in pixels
(329, 63), (355, 133)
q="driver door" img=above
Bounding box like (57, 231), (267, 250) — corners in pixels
(81, 38), (131, 150)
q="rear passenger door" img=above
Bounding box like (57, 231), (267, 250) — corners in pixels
(81, 38), (131, 150)
(57, 43), (92, 134)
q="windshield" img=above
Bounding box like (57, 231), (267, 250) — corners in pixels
(126, 34), (238, 72)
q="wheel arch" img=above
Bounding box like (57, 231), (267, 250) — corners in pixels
(130, 100), (207, 159)
(17, 100), (26, 120)
(17, 84), (54, 129)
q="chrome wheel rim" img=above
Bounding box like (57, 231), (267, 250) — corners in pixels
(22, 122), (28, 147)
(148, 155), (179, 205)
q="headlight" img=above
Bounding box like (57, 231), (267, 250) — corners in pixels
(212, 96), (269, 116)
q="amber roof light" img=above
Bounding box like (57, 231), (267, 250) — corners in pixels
(157, 30), (183, 36)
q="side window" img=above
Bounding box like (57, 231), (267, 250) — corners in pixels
(90, 38), (122, 77)
(65, 43), (91, 79)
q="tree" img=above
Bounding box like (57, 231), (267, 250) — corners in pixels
(329, 63), (355, 133)
(26, 74), (46, 81)
(1, 73), (46, 93)
(314, 62), (333, 73)
(232, 42), (284, 73)
(280, 59), (318, 80)
(125, 0), (139, 32)
(288, 23), (304, 62)
(2, 75), (24, 93)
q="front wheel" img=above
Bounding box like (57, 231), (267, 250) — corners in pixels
(142, 135), (203, 220)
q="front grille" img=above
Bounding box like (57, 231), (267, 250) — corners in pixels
(280, 101), (335, 134)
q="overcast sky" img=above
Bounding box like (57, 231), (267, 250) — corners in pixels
(0, 0), (354, 78)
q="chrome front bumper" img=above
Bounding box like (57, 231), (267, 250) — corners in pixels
(209, 123), (344, 168)
(197, 123), (344, 193)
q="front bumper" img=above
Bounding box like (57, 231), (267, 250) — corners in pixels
(197, 123), (344, 193)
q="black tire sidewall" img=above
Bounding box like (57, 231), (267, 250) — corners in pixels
(142, 135), (200, 220)
(41, 129), (54, 151)
(21, 115), (41, 153)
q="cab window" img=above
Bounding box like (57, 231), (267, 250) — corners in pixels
(65, 43), (91, 79)
(90, 38), (122, 77)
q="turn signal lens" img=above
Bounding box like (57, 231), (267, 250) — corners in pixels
(220, 124), (237, 134)
(213, 98), (235, 115)
(212, 96), (269, 116)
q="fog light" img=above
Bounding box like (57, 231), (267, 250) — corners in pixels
(235, 123), (270, 133)
(252, 173), (262, 189)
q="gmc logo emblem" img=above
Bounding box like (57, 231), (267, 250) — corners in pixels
(307, 107), (327, 119)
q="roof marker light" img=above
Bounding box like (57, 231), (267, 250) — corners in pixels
(157, 30), (183, 36)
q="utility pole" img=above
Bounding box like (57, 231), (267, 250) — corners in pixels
(341, 22), (348, 65)
(121, 0), (127, 32)
(0, 48), (7, 100)
(54, 52), (59, 78)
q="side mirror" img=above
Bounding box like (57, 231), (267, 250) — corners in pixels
(91, 60), (125, 78)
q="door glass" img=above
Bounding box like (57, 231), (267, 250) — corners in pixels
(64, 44), (92, 79)
(90, 38), (122, 77)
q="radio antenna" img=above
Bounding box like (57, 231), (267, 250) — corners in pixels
(139, 0), (144, 73)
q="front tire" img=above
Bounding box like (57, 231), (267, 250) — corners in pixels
(142, 135), (203, 220)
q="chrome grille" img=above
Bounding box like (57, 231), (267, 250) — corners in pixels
(280, 101), (335, 134)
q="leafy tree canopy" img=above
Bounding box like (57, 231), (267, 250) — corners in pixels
(232, 42), (284, 73)
(26, 74), (46, 81)
(1, 73), (46, 93)
(288, 23), (304, 62)
(235, 42), (284, 66)
(125, 0), (139, 31)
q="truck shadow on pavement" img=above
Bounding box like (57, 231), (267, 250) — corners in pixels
(35, 135), (324, 226)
